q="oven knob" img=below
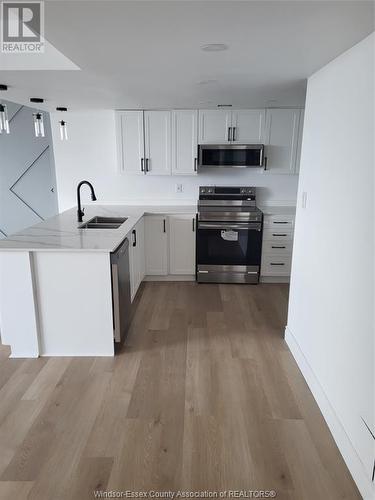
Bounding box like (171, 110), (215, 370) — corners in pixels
(201, 188), (206, 194)
(240, 188), (245, 194)
(208, 188), (213, 194)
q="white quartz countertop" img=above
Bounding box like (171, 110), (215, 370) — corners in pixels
(0, 204), (197, 252)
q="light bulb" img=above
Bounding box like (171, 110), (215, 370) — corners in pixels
(59, 120), (68, 140)
(0, 103), (10, 134)
(33, 112), (45, 138)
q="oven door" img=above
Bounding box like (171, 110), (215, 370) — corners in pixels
(196, 221), (263, 283)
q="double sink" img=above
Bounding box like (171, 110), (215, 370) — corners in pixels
(80, 216), (128, 229)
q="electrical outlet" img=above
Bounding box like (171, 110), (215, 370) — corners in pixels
(176, 183), (183, 193)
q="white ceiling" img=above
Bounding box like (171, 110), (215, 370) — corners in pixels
(1, 0), (374, 110)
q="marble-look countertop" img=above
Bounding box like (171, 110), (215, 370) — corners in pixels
(0, 204), (197, 252)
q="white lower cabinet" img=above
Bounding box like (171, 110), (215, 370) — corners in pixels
(261, 211), (295, 281)
(144, 214), (196, 278)
(169, 215), (196, 275)
(129, 217), (145, 302)
(144, 215), (169, 275)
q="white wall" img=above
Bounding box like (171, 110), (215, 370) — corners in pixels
(286, 33), (374, 498)
(51, 110), (298, 211)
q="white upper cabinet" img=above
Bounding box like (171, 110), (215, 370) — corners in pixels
(198, 109), (265, 144)
(198, 109), (232, 143)
(231, 109), (265, 143)
(169, 215), (196, 275)
(264, 108), (301, 174)
(117, 108), (303, 176)
(144, 215), (168, 275)
(116, 111), (145, 174)
(172, 110), (198, 175)
(144, 111), (172, 176)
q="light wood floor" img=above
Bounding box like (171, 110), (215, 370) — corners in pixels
(0, 282), (360, 500)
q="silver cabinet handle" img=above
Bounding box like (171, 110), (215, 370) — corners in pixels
(227, 127), (231, 142)
(194, 158), (198, 172)
(145, 158), (150, 172)
(232, 126), (236, 141)
(272, 233), (287, 236)
(271, 245), (286, 249)
(163, 219), (166, 233)
(192, 218), (195, 232)
(141, 158), (145, 172)
(273, 221), (288, 224)
(270, 263), (285, 266)
(264, 156), (268, 170)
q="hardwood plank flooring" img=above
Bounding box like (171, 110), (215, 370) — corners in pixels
(0, 282), (360, 499)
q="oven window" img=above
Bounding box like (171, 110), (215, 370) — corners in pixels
(197, 227), (262, 266)
(201, 148), (262, 167)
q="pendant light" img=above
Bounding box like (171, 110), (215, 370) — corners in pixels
(56, 107), (68, 140)
(0, 84), (10, 134)
(30, 98), (45, 138)
(33, 112), (45, 137)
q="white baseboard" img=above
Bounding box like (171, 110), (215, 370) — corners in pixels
(144, 275), (290, 284)
(144, 275), (195, 282)
(9, 352), (39, 358)
(285, 326), (374, 500)
(40, 351), (114, 357)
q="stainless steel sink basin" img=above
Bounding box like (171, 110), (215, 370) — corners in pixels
(80, 216), (127, 229)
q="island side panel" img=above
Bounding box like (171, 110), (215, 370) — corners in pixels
(0, 252), (40, 358)
(33, 251), (115, 356)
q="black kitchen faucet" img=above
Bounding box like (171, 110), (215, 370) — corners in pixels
(77, 180), (97, 222)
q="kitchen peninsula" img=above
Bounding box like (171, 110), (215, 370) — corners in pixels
(0, 204), (196, 358)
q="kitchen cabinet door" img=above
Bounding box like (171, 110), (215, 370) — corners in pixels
(231, 109), (265, 143)
(198, 109), (232, 144)
(171, 110), (198, 175)
(116, 111), (145, 174)
(264, 108), (300, 174)
(145, 216), (168, 275)
(137, 217), (146, 283)
(129, 217), (145, 302)
(144, 111), (172, 175)
(295, 109), (305, 174)
(169, 215), (196, 275)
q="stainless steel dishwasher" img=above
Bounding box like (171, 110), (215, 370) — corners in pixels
(111, 238), (132, 343)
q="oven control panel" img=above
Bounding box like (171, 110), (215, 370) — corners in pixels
(199, 187), (214, 195)
(199, 186), (256, 196)
(240, 187), (254, 195)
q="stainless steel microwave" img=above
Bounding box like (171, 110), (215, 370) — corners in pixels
(198, 144), (264, 168)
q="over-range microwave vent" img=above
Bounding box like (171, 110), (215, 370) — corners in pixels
(198, 144), (264, 168)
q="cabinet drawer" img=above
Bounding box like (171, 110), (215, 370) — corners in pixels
(263, 228), (293, 242)
(262, 240), (293, 255)
(261, 255), (292, 276)
(263, 215), (294, 230)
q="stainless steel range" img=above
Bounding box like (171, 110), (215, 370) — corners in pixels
(196, 186), (263, 284)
